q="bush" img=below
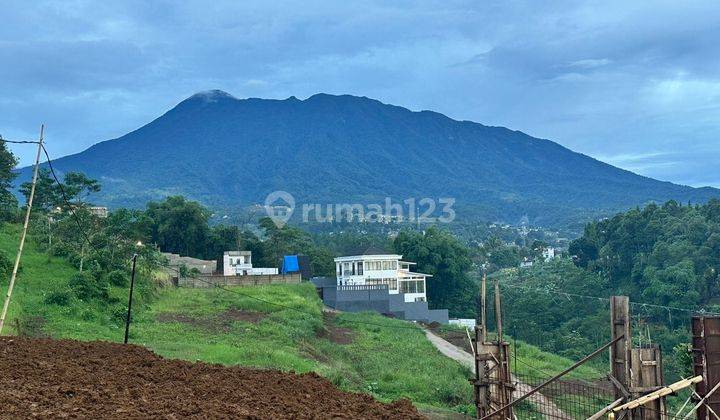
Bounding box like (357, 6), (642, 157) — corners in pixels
(110, 304), (129, 327)
(0, 250), (12, 277)
(68, 271), (109, 301)
(106, 270), (129, 287)
(14, 315), (46, 338)
(44, 289), (72, 306)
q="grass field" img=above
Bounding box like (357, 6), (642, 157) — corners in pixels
(0, 223), (474, 414)
(1, 223), (627, 416)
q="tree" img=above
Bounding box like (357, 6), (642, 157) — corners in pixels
(393, 227), (475, 316)
(0, 141), (18, 220)
(20, 169), (101, 212)
(146, 196), (211, 258)
(20, 169), (60, 212)
(63, 172), (101, 204)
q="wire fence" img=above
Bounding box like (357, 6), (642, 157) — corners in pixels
(511, 370), (614, 419)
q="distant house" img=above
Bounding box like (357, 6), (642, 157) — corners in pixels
(50, 204), (108, 218)
(89, 206), (108, 218)
(162, 252), (217, 275)
(334, 253), (431, 303)
(519, 257), (534, 268)
(223, 251), (278, 276)
(542, 247), (559, 261)
(311, 250), (448, 324)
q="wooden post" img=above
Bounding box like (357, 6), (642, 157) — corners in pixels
(494, 280), (513, 419)
(630, 345), (665, 419)
(472, 325), (491, 419)
(473, 270), (490, 419)
(481, 270), (487, 343)
(0, 126), (44, 335)
(692, 316), (720, 419)
(610, 296), (632, 400)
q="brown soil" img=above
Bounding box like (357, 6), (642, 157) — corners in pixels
(425, 325), (473, 354)
(318, 313), (354, 345)
(156, 308), (266, 332)
(0, 336), (423, 419)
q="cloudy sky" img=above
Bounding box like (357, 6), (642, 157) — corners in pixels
(2, 1), (719, 187)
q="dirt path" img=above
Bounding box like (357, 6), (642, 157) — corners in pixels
(424, 330), (571, 419)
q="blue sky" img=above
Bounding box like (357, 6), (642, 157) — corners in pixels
(2, 1), (719, 187)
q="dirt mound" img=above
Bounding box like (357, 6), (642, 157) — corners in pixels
(156, 308), (266, 332)
(318, 313), (354, 345)
(0, 337), (423, 419)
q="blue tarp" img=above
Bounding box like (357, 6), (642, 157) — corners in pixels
(282, 255), (299, 274)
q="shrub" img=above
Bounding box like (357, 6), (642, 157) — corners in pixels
(14, 315), (46, 338)
(68, 271), (109, 301)
(44, 289), (72, 306)
(110, 304), (129, 327)
(106, 270), (129, 287)
(0, 250), (12, 277)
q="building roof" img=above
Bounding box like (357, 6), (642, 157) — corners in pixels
(334, 254), (403, 262)
(224, 251), (251, 256)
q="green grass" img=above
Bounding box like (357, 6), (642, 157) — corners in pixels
(0, 223), (473, 413)
(0, 223), (613, 415)
(132, 284), (323, 371)
(511, 339), (604, 381)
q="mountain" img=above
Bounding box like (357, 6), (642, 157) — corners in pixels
(18, 90), (719, 226)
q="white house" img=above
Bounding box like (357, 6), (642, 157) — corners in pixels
(223, 251), (278, 276)
(334, 253), (431, 303)
(519, 257), (534, 268)
(542, 247), (559, 261)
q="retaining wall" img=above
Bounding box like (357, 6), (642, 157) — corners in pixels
(178, 273), (301, 288)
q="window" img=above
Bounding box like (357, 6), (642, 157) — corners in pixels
(343, 262), (351, 275)
(400, 280), (425, 294)
(357, 261), (363, 275)
(388, 278), (397, 290)
(336, 264), (341, 276)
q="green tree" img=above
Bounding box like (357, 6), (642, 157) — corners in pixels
(146, 196), (211, 258)
(20, 169), (60, 212)
(0, 141), (18, 220)
(393, 227), (475, 316)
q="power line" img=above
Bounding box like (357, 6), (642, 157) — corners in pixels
(499, 282), (720, 316)
(0, 137), (41, 144)
(40, 144), (94, 248)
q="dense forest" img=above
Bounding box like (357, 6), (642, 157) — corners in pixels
(570, 199), (720, 308)
(495, 200), (720, 379)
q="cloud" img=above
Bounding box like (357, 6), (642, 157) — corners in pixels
(1, 0), (719, 189)
(566, 58), (612, 69)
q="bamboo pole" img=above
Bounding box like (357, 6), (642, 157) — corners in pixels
(611, 375), (702, 414)
(588, 398), (623, 420)
(681, 379), (720, 420)
(0, 125), (44, 335)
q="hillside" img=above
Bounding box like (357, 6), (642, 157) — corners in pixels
(0, 223), (473, 413)
(17, 91), (719, 226)
(0, 223), (614, 416)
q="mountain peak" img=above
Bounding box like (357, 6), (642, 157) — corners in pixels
(21, 92), (719, 227)
(188, 89), (236, 103)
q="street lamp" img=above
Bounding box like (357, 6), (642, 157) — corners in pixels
(124, 241), (143, 344)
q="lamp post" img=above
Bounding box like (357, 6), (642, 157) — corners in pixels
(123, 241), (142, 344)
